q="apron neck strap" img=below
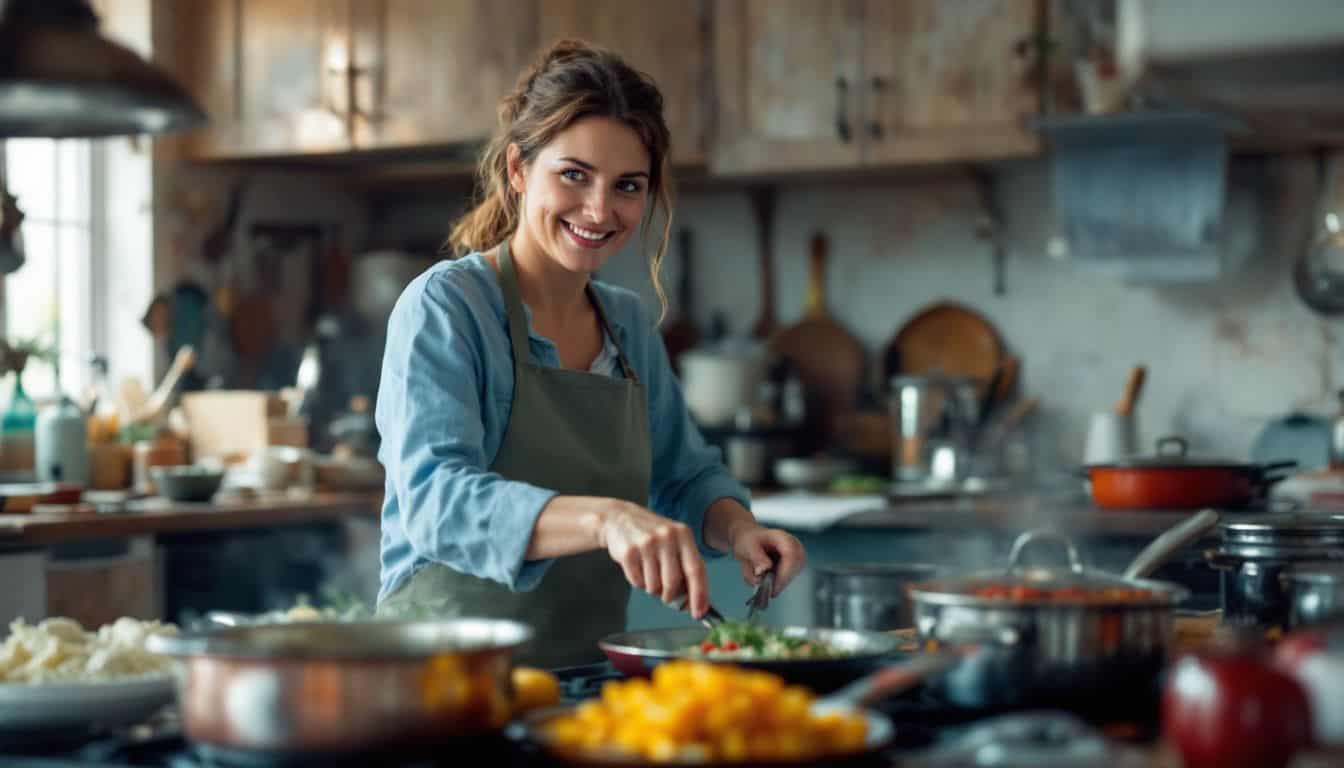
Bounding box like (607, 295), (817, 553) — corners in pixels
(498, 239), (531, 370)
(586, 283), (640, 384)
(498, 238), (640, 384)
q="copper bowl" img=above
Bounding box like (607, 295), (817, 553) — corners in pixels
(147, 619), (531, 756)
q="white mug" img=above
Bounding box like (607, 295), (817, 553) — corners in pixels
(1084, 412), (1138, 464)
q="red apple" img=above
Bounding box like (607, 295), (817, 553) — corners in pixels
(1275, 621), (1344, 746)
(1163, 648), (1313, 768)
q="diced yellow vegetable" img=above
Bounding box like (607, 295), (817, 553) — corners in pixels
(542, 660), (867, 762)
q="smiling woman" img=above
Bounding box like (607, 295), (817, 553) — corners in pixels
(374, 40), (806, 667)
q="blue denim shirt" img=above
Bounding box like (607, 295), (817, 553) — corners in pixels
(375, 253), (750, 602)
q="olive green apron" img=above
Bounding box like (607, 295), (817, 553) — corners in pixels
(379, 240), (651, 667)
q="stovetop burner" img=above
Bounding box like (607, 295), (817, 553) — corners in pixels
(0, 662), (1156, 767)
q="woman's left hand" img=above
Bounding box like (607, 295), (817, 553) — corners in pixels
(729, 523), (806, 597)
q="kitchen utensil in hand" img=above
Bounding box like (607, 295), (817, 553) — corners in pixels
(746, 568), (775, 623)
(673, 595), (727, 629)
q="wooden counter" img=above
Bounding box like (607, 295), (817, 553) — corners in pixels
(0, 491), (381, 546)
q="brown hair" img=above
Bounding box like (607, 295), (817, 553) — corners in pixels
(448, 39), (674, 318)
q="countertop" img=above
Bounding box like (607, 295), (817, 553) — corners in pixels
(750, 488), (1236, 539)
(0, 491), (381, 546)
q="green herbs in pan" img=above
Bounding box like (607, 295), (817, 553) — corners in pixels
(686, 620), (844, 659)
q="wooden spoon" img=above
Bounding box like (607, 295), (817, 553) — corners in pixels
(1115, 365), (1147, 417)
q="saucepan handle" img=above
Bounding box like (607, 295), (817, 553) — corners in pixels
(1007, 529), (1085, 575)
(822, 652), (961, 709)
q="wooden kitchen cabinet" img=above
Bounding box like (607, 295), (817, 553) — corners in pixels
(357, 0), (538, 149)
(711, 0), (1041, 175)
(712, 0), (866, 174)
(861, 0), (1039, 165)
(538, 0), (710, 164)
(164, 0), (240, 158)
(171, 0), (534, 158)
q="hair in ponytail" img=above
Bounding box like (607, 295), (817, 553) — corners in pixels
(447, 39), (675, 319)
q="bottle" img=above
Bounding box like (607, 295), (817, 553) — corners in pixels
(0, 369), (36, 473)
(35, 397), (89, 485)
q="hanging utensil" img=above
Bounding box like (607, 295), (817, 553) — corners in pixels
(660, 228), (699, 367)
(768, 233), (866, 448)
(1294, 151), (1344, 315)
(0, 185), (26, 275)
(749, 186), (777, 339)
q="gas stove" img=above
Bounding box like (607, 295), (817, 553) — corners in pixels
(0, 663), (1155, 768)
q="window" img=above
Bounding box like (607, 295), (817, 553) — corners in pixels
(1, 139), (95, 402)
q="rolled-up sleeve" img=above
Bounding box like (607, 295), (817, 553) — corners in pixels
(376, 276), (555, 591)
(636, 305), (752, 558)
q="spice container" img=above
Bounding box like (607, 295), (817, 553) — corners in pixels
(133, 429), (188, 495)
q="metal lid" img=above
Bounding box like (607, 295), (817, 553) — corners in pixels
(1221, 512), (1344, 541)
(907, 530), (1188, 608)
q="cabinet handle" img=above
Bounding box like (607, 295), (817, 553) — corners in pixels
(867, 77), (884, 140)
(834, 76), (852, 143)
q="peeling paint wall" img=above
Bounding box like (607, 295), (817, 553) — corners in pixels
(591, 153), (1339, 464)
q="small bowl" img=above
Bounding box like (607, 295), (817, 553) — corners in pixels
(151, 465), (225, 502)
(773, 457), (854, 490)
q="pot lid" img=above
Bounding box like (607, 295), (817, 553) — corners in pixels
(0, 0), (206, 137)
(1089, 435), (1267, 469)
(1220, 511), (1344, 546)
(907, 530), (1187, 608)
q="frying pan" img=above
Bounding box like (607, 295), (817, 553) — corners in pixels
(511, 654), (959, 767)
(598, 625), (904, 693)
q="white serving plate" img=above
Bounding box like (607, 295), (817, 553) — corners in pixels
(0, 674), (175, 736)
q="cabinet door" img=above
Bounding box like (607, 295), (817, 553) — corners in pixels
(160, 0), (239, 158)
(711, 0), (864, 175)
(358, 0), (537, 148)
(538, 0), (708, 165)
(862, 0), (1039, 165)
(235, 0), (352, 155)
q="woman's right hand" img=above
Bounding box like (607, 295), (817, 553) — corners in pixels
(599, 500), (709, 618)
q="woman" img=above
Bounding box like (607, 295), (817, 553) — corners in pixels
(375, 39), (805, 667)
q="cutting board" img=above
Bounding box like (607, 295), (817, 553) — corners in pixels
(883, 301), (1005, 388)
(768, 233), (865, 447)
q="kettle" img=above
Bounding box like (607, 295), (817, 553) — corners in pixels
(36, 397), (89, 485)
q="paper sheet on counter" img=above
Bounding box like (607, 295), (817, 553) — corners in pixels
(748, 492), (886, 532)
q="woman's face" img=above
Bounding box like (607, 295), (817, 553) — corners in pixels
(510, 115), (652, 275)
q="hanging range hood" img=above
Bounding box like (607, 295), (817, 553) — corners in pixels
(0, 0), (205, 137)
(1116, 0), (1344, 138)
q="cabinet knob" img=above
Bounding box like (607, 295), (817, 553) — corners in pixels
(834, 76), (852, 143)
(867, 77), (884, 140)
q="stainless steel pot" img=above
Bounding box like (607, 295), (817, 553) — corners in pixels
(906, 512), (1216, 712)
(146, 619), (531, 756)
(1206, 512), (1344, 628)
(1281, 564), (1344, 628)
(814, 563), (941, 630)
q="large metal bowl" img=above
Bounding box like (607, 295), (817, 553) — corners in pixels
(147, 618), (531, 756)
